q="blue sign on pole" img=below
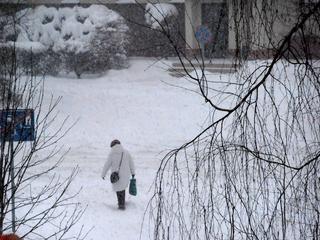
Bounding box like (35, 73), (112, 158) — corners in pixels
(0, 109), (35, 142)
(195, 25), (213, 45)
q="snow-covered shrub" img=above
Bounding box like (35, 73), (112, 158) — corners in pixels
(144, 3), (181, 57)
(90, 22), (129, 70)
(6, 5), (129, 77)
(19, 47), (61, 75)
(0, 13), (16, 43)
(51, 6), (129, 77)
(145, 3), (178, 29)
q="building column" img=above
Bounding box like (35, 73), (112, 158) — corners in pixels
(185, 0), (202, 56)
(227, 0), (236, 54)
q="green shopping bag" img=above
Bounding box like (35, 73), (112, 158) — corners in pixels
(129, 177), (137, 196)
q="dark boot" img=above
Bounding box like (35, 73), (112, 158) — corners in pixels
(116, 190), (126, 210)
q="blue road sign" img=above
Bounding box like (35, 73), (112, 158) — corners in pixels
(0, 109), (35, 142)
(195, 25), (213, 45)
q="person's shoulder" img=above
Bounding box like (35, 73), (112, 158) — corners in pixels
(122, 146), (131, 153)
(124, 149), (133, 159)
(118, 146), (129, 154)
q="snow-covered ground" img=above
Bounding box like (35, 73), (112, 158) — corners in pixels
(12, 57), (319, 240)
(40, 58), (210, 240)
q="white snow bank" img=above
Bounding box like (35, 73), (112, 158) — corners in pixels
(145, 3), (178, 29)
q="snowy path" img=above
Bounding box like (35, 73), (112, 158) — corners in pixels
(65, 147), (156, 240)
(38, 59), (209, 240)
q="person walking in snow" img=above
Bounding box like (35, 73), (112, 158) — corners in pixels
(101, 139), (136, 210)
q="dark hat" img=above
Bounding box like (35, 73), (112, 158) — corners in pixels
(110, 139), (121, 147)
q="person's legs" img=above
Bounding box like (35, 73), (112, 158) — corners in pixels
(116, 190), (126, 209)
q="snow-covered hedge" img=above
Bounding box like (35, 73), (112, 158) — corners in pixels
(1, 5), (129, 77)
(145, 3), (178, 29)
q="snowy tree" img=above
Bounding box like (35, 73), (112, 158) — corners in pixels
(144, 1), (320, 240)
(1, 5), (129, 78)
(141, 3), (183, 58)
(84, 10), (129, 75)
(144, 3), (178, 30)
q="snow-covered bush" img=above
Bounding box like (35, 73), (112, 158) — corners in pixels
(4, 5), (129, 77)
(145, 3), (178, 29)
(144, 3), (181, 57)
(91, 21), (129, 70)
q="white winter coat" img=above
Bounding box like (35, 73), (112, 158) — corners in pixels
(101, 144), (136, 192)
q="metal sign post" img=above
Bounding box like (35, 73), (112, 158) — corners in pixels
(0, 109), (35, 233)
(9, 140), (15, 233)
